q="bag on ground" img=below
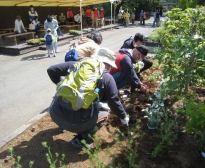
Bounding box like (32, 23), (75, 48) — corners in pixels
(56, 58), (105, 110)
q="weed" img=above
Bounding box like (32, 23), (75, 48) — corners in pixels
(42, 141), (66, 168)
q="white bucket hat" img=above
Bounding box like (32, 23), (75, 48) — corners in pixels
(92, 48), (117, 68)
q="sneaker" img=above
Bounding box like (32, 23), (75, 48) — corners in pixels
(59, 127), (66, 133)
(70, 135), (93, 149)
(55, 50), (60, 53)
(54, 54), (56, 57)
(48, 54), (51, 57)
(98, 102), (110, 111)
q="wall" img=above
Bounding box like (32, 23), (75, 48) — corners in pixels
(0, 6), (79, 29)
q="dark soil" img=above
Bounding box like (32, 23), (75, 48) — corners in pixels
(0, 64), (205, 168)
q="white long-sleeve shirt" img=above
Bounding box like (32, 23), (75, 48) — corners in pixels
(14, 19), (25, 32)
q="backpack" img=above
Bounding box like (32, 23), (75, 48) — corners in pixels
(46, 34), (53, 43)
(156, 12), (160, 18)
(65, 43), (79, 62)
(56, 57), (105, 111)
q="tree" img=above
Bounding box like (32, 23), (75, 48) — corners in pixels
(178, 0), (188, 10)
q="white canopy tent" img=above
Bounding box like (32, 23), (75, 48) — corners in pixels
(0, 0), (109, 7)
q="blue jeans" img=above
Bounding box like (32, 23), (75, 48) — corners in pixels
(112, 70), (135, 90)
(57, 27), (63, 36)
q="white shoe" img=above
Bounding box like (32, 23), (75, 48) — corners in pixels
(98, 102), (110, 110)
(55, 50), (60, 53)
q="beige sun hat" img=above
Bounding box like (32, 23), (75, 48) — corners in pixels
(92, 48), (117, 68)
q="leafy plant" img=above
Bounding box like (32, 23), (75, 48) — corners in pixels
(41, 142), (66, 168)
(180, 96), (205, 137)
(7, 147), (34, 168)
(155, 7), (205, 97)
(69, 30), (79, 34)
(151, 112), (179, 157)
(147, 72), (160, 82)
(26, 39), (41, 44)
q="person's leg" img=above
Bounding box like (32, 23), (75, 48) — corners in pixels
(102, 18), (104, 27)
(53, 34), (58, 52)
(79, 110), (108, 144)
(92, 18), (94, 27)
(53, 46), (56, 57)
(111, 71), (126, 90)
(96, 18), (98, 28)
(140, 58), (153, 73)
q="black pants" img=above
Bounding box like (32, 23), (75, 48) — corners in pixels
(49, 98), (108, 143)
(140, 58), (153, 73)
(143, 18), (145, 25)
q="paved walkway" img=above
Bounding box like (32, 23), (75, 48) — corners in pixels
(0, 17), (155, 147)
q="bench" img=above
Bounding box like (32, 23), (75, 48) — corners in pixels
(61, 24), (80, 31)
(0, 31), (6, 34)
(0, 32), (15, 44)
(5, 32), (35, 45)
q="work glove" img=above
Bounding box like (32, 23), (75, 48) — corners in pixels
(120, 114), (129, 126)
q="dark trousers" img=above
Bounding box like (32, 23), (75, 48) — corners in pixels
(140, 58), (153, 73)
(49, 98), (108, 143)
(143, 18), (145, 25)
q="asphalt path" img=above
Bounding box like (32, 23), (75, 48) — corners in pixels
(0, 22), (154, 142)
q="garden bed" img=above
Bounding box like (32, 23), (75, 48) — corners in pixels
(0, 59), (204, 168)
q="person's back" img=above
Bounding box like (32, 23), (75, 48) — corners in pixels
(156, 11), (160, 19)
(45, 33), (53, 45)
(47, 48), (129, 148)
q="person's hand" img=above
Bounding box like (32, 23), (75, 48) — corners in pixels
(140, 83), (149, 93)
(120, 115), (129, 126)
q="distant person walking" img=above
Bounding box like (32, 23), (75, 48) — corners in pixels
(125, 10), (130, 27)
(131, 13), (135, 25)
(140, 10), (143, 24)
(155, 10), (160, 27)
(142, 11), (147, 25)
(100, 8), (105, 27)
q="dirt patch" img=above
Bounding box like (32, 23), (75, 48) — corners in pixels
(0, 64), (205, 168)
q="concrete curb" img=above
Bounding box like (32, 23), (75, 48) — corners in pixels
(0, 112), (48, 149)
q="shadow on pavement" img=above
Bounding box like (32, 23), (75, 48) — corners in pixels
(21, 54), (49, 61)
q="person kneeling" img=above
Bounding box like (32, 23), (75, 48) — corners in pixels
(48, 48), (129, 148)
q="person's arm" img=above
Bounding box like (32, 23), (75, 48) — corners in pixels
(54, 20), (59, 31)
(102, 72), (127, 119)
(120, 56), (141, 89)
(47, 62), (77, 84)
(35, 11), (38, 17)
(14, 20), (18, 31)
(44, 21), (47, 33)
(21, 20), (25, 30)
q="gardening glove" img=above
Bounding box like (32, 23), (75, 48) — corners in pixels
(120, 115), (129, 126)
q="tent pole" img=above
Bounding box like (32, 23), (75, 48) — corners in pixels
(79, 0), (83, 36)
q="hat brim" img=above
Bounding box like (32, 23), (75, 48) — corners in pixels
(92, 55), (117, 69)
